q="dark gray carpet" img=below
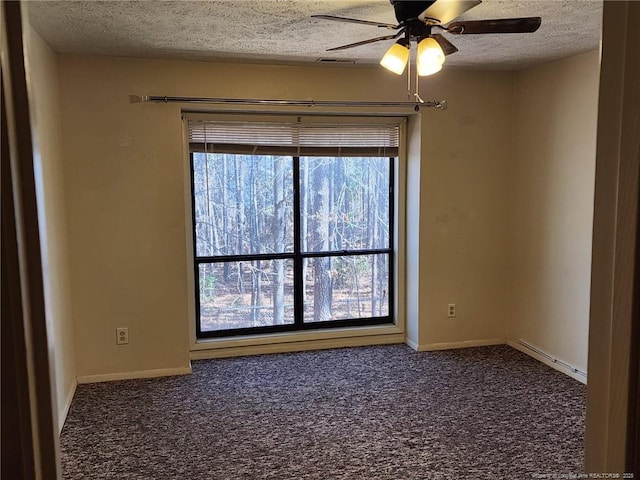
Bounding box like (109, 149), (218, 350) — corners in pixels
(61, 345), (586, 479)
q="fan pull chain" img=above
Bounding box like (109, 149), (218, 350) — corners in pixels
(414, 60), (425, 104)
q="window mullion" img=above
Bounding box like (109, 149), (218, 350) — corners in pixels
(389, 156), (395, 324)
(189, 152), (203, 339)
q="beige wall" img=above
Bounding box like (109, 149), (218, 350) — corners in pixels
(55, 54), (514, 376)
(508, 50), (600, 372)
(405, 114), (422, 348)
(417, 71), (513, 347)
(26, 27), (76, 430)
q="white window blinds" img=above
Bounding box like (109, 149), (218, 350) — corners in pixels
(188, 119), (399, 157)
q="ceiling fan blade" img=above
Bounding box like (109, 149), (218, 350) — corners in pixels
(431, 34), (458, 55)
(419, 0), (482, 24)
(447, 17), (542, 34)
(311, 15), (399, 30)
(326, 30), (405, 51)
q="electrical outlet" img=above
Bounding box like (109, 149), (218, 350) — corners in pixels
(448, 304), (456, 318)
(116, 327), (129, 345)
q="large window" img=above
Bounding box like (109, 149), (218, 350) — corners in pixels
(188, 117), (398, 338)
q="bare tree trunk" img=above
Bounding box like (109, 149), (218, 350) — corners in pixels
(249, 160), (261, 325)
(273, 156), (285, 324)
(250, 158), (260, 253)
(352, 258), (362, 316)
(235, 157), (244, 254)
(251, 260), (262, 326)
(313, 159), (332, 322)
(301, 161), (309, 303)
(328, 159), (336, 308)
(236, 261), (244, 293)
(222, 155), (230, 280)
(371, 165), (379, 316)
(209, 205), (221, 256)
(235, 158), (245, 293)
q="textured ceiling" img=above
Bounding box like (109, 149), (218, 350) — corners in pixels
(27, 0), (603, 70)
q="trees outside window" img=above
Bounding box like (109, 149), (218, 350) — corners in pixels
(189, 120), (396, 338)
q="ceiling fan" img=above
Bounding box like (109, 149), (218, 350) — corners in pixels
(312, 0), (541, 76)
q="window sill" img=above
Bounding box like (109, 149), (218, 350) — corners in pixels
(190, 323), (405, 359)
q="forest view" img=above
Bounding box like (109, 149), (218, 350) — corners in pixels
(192, 153), (391, 332)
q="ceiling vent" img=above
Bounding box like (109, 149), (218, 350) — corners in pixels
(316, 58), (357, 64)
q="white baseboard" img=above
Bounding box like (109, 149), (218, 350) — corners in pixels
(77, 365), (192, 384)
(410, 338), (506, 352)
(58, 378), (77, 434)
(191, 333), (405, 360)
(507, 340), (587, 384)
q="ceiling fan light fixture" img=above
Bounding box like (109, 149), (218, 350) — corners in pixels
(417, 61), (443, 76)
(380, 39), (410, 75)
(316, 4), (543, 82)
(416, 36), (445, 76)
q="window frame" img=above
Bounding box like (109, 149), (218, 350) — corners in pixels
(190, 152), (396, 338)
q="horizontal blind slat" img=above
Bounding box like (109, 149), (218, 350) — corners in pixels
(189, 143), (398, 157)
(188, 120), (399, 157)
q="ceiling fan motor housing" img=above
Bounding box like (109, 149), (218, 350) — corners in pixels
(390, 0), (436, 23)
(315, 1), (542, 59)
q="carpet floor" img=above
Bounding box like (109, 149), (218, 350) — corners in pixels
(61, 345), (586, 479)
